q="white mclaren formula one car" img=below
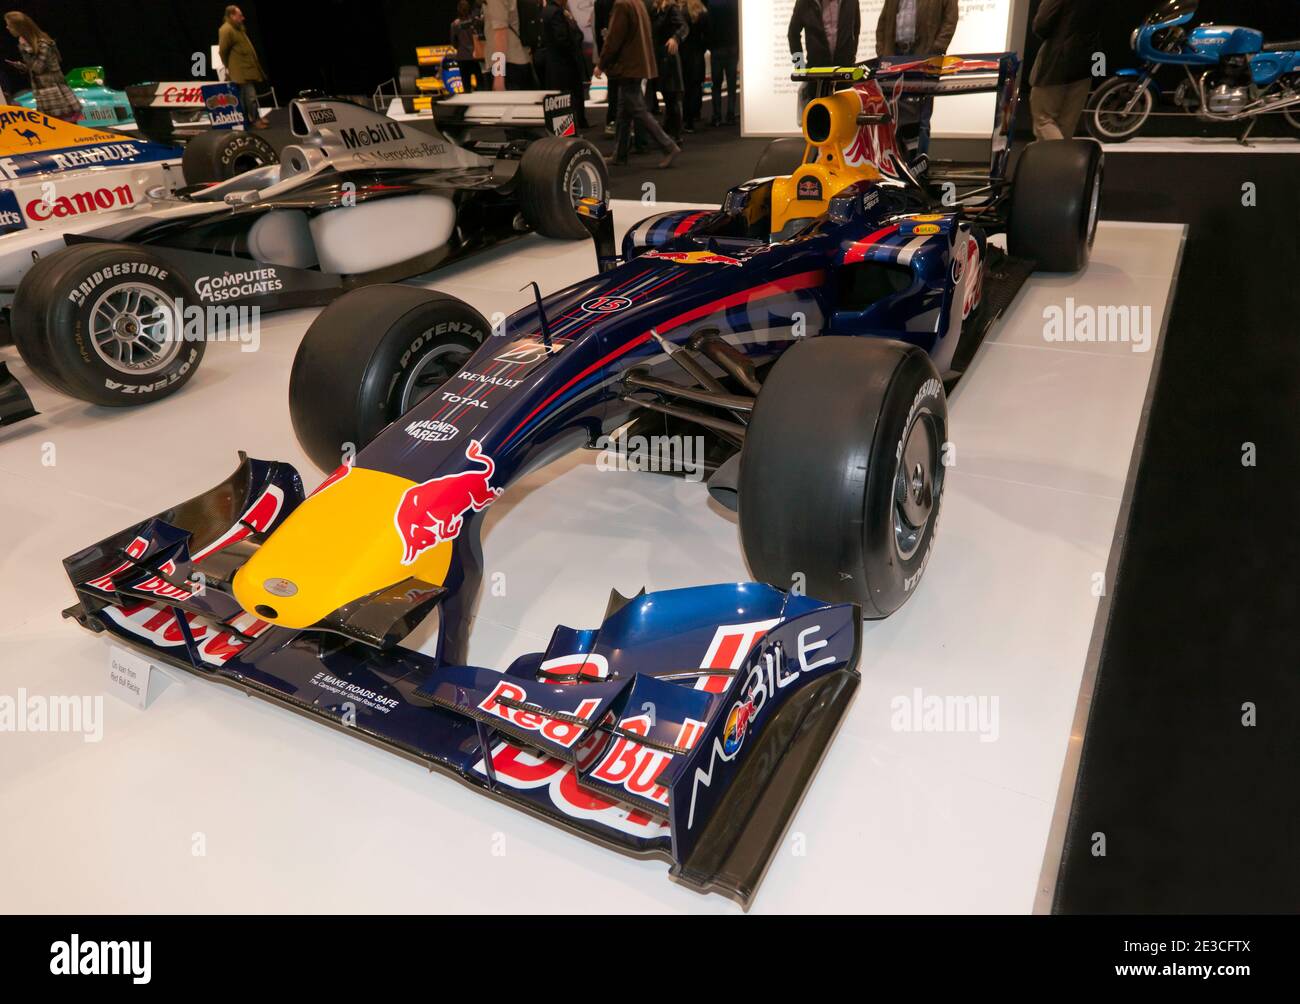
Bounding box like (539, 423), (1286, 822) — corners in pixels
(0, 91), (602, 425)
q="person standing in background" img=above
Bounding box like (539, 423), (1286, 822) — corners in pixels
(450, 1), (485, 90)
(218, 5), (267, 128)
(706, 0), (737, 126)
(4, 11), (80, 122)
(540, 0), (590, 128)
(487, 0), (538, 90)
(595, 0), (619, 133)
(787, 0), (860, 120)
(1028, 0), (1099, 140)
(680, 0), (709, 133)
(875, 0), (958, 152)
(650, 0), (688, 144)
(595, 0), (680, 167)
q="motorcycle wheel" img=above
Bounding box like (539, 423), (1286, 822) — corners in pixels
(1086, 78), (1153, 142)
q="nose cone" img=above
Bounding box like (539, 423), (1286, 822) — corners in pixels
(232, 465), (453, 629)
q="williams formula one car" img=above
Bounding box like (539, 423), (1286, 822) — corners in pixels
(0, 98), (277, 423)
(4, 91), (602, 423)
(61, 54), (1100, 905)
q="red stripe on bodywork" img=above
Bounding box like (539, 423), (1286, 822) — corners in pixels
(502, 269), (825, 445)
(843, 224), (900, 264)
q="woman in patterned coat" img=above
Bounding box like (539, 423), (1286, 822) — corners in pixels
(5, 11), (82, 122)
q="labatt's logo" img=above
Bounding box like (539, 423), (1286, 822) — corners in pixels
(25, 183), (134, 222)
(477, 680), (602, 749)
(394, 439), (501, 564)
(643, 249), (741, 266)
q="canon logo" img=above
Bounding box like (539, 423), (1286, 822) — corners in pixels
(26, 184), (135, 222)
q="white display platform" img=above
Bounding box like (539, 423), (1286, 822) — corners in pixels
(0, 202), (1184, 914)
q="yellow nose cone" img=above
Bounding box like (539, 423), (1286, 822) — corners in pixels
(232, 465), (453, 629)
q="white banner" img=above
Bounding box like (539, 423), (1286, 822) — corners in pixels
(741, 0), (1016, 137)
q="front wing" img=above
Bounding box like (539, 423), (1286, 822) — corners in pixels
(62, 456), (861, 907)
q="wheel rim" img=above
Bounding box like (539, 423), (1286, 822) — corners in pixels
(1085, 162), (1102, 249)
(1093, 84), (1151, 139)
(88, 282), (182, 375)
(892, 410), (941, 561)
(231, 152), (266, 174)
(397, 340), (474, 413)
(1283, 106), (1300, 131)
(568, 160), (604, 208)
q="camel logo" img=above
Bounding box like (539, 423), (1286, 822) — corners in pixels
(394, 440), (502, 564)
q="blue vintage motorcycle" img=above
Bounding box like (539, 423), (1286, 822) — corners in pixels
(1086, 0), (1300, 142)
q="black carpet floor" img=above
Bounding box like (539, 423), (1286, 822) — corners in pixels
(1053, 152), (1300, 912)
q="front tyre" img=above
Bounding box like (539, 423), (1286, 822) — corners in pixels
(1085, 77), (1153, 142)
(11, 243), (202, 407)
(289, 285), (489, 471)
(518, 136), (608, 240)
(738, 337), (947, 617)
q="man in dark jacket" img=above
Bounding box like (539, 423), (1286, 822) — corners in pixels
(788, 0), (861, 67)
(788, 0), (861, 121)
(539, 0), (590, 128)
(595, 0), (619, 131)
(876, 0), (959, 153)
(1029, 0), (1099, 140)
(707, 0), (738, 126)
(875, 0), (958, 58)
(596, 0), (681, 166)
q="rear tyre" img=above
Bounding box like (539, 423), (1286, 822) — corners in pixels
(1007, 138), (1103, 273)
(517, 136), (608, 240)
(181, 130), (277, 184)
(398, 64), (420, 114)
(1085, 77), (1152, 142)
(11, 243), (202, 407)
(738, 337), (947, 617)
(289, 285), (489, 471)
(752, 137), (807, 180)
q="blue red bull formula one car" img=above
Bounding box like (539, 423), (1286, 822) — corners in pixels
(61, 54), (1102, 906)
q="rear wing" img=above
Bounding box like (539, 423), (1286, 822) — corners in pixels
(794, 52), (1021, 179)
(435, 90), (578, 136)
(125, 80), (248, 143)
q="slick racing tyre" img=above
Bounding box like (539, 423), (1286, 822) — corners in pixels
(398, 64), (420, 114)
(738, 337), (947, 617)
(181, 129), (278, 184)
(290, 285), (489, 471)
(11, 243), (202, 407)
(752, 137), (807, 180)
(1085, 77), (1153, 142)
(518, 136), (608, 240)
(1007, 138), (1103, 273)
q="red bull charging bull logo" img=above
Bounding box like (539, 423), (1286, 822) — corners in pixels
(394, 439), (502, 565)
(722, 697), (756, 756)
(642, 249), (742, 266)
